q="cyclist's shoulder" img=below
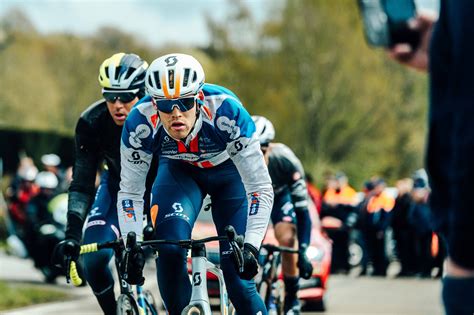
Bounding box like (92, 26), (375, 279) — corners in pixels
(77, 100), (110, 131)
(203, 83), (244, 112)
(269, 143), (297, 159)
(126, 96), (159, 128)
(79, 99), (108, 122)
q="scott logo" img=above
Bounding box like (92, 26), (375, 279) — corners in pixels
(193, 272), (202, 286)
(165, 56), (178, 67)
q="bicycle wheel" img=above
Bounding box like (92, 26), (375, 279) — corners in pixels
(143, 289), (159, 314)
(116, 294), (140, 315)
(181, 304), (205, 315)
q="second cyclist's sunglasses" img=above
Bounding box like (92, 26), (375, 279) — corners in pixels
(102, 89), (139, 103)
(152, 97), (196, 114)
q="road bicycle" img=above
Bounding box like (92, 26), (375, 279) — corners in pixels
(255, 243), (299, 315)
(67, 233), (158, 315)
(70, 225), (243, 315)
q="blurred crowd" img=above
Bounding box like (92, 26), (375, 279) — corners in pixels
(2, 153), (73, 282)
(1, 152), (443, 282)
(307, 170), (444, 279)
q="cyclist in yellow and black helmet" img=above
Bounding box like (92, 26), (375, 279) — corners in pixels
(53, 53), (153, 315)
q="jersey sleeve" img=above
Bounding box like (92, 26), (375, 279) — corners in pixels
(66, 117), (102, 240)
(215, 97), (274, 249)
(117, 106), (154, 240)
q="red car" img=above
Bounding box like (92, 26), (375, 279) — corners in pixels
(190, 198), (332, 312)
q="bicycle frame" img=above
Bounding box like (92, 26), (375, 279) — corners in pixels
(186, 243), (231, 315)
(256, 244), (298, 314)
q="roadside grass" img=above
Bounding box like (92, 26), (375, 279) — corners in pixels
(0, 280), (70, 311)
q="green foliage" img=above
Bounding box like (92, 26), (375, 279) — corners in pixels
(206, 0), (428, 187)
(0, 281), (69, 310)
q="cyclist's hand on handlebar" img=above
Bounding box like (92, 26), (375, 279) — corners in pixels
(235, 243), (259, 280)
(52, 239), (81, 270)
(298, 245), (313, 280)
(120, 244), (145, 286)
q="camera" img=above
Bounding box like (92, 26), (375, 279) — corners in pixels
(358, 0), (420, 49)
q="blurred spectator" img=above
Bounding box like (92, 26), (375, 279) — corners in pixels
(359, 178), (395, 276)
(408, 169), (434, 278)
(40, 153), (67, 193)
(5, 157), (39, 236)
(391, 178), (417, 277)
(321, 172), (359, 274)
(306, 172), (322, 214)
(25, 171), (62, 282)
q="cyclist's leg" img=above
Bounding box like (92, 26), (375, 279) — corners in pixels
(272, 191), (300, 313)
(151, 159), (203, 315)
(209, 162), (267, 315)
(82, 172), (120, 315)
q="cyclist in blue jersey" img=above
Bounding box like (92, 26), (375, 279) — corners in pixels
(253, 115), (313, 315)
(117, 53), (273, 315)
(53, 53), (150, 315)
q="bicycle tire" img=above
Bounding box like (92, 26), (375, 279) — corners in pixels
(181, 304), (204, 315)
(116, 294), (140, 315)
(143, 289), (159, 314)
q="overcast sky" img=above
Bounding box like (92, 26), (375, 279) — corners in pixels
(0, 0), (274, 48)
(0, 0), (438, 48)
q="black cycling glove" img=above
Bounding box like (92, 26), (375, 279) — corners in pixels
(120, 244), (145, 286)
(52, 239), (81, 271)
(234, 243), (259, 280)
(298, 244), (314, 280)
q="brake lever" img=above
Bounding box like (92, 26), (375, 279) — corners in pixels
(225, 225), (245, 273)
(65, 256), (72, 284)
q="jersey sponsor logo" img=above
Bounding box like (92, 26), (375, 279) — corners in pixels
(122, 199), (136, 222)
(88, 206), (100, 217)
(216, 116), (241, 140)
(85, 220), (106, 229)
(127, 151), (150, 165)
(129, 124), (151, 148)
(249, 192), (260, 216)
(172, 202), (184, 212)
(164, 212), (190, 221)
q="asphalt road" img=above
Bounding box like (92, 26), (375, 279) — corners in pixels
(1, 251), (443, 315)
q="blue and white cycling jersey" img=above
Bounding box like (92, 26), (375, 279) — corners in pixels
(117, 83), (273, 249)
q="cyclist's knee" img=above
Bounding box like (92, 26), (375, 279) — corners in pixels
(274, 222), (297, 247)
(83, 250), (114, 291)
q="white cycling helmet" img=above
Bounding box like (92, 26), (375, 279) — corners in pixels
(146, 53), (205, 100)
(252, 115), (275, 146)
(35, 171), (58, 190)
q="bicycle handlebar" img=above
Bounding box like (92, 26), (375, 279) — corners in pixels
(67, 225), (244, 286)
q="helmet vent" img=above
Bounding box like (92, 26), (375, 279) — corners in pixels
(183, 68), (190, 87)
(168, 70), (175, 89)
(115, 66), (122, 80)
(192, 71), (197, 83)
(125, 67), (136, 80)
(152, 71), (161, 89)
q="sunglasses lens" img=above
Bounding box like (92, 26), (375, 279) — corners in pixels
(103, 92), (137, 103)
(155, 97), (196, 113)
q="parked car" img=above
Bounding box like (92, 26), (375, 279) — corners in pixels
(190, 196), (332, 312)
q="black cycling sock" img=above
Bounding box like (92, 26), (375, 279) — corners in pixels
(95, 285), (117, 315)
(284, 276), (300, 311)
(442, 276), (474, 315)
